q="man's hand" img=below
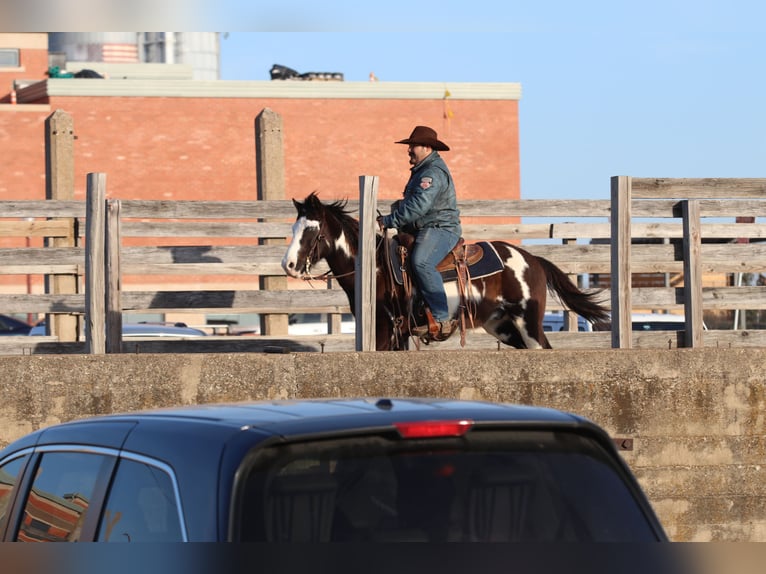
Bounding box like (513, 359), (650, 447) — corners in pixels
(376, 216), (386, 232)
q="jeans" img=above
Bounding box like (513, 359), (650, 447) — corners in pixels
(411, 226), (461, 322)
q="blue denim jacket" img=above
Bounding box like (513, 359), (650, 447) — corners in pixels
(381, 151), (462, 235)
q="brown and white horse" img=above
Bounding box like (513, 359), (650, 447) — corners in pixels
(281, 192), (609, 351)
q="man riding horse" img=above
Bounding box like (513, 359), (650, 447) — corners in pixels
(377, 126), (461, 342)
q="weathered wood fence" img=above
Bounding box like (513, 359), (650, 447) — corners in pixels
(1, 110), (765, 354)
(2, 175), (765, 354)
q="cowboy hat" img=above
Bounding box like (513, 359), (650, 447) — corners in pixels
(395, 126), (450, 151)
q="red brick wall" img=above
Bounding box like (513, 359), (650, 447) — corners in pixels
(1, 96), (519, 204)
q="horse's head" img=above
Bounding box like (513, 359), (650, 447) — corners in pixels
(281, 192), (356, 279)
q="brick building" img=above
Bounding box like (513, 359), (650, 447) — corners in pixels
(1, 33), (521, 206)
(0, 33), (521, 325)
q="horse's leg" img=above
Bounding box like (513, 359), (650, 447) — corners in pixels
(476, 250), (552, 349)
(522, 299), (552, 349)
(375, 306), (411, 351)
(482, 304), (549, 349)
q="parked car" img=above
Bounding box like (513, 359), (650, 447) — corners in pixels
(593, 313), (709, 332)
(28, 321), (207, 338)
(288, 313), (355, 335)
(0, 398), (667, 542)
(630, 312), (708, 332)
(542, 312), (593, 332)
(0, 314), (32, 336)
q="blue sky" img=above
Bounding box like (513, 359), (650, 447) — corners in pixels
(8, 0), (766, 201)
(214, 3), (766, 201)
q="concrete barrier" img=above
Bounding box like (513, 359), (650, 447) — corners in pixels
(1, 348), (764, 542)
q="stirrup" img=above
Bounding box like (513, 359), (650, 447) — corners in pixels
(431, 320), (458, 342)
(411, 324), (429, 337)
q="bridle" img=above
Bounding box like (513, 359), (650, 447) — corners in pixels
(300, 224), (326, 279)
(299, 219), (359, 282)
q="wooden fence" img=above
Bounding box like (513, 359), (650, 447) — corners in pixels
(1, 176), (765, 354)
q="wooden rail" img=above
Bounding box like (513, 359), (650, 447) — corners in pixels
(1, 177), (765, 354)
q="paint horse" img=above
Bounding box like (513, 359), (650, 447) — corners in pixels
(281, 192), (609, 351)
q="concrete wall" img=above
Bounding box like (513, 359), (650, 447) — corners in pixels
(1, 348), (764, 542)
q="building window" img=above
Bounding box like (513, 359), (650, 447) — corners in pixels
(0, 49), (20, 68)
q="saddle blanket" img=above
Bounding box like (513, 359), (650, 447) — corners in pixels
(390, 239), (504, 285)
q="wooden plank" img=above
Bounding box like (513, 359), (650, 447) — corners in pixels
(427, 199), (766, 219)
(357, 176), (378, 352)
(3, 196), (762, 223)
(85, 173), (106, 354)
(120, 262), (292, 276)
(457, 199), (611, 218)
(0, 200), (85, 218)
(699, 286), (766, 310)
(694, 199), (766, 217)
(694, 223), (766, 239)
(118, 199), (299, 219)
(0, 265), (82, 275)
(464, 221), (766, 241)
(120, 335), (355, 355)
(700, 330), (766, 348)
(120, 289), (351, 314)
(0, 294), (85, 314)
(119, 221), (293, 238)
(631, 178), (766, 199)
(0, 341), (86, 355)
(525, 243), (766, 275)
(0, 220), (74, 238)
(611, 176), (632, 348)
(256, 108), (290, 337)
(119, 244), (286, 263)
(682, 200), (704, 348)
(0, 246), (84, 266)
(105, 199), (122, 353)
(631, 286), (766, 310)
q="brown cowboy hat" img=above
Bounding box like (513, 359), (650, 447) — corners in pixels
(395, 125), (450, 151)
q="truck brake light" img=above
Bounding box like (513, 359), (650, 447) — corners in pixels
(394, 420), (473, 438)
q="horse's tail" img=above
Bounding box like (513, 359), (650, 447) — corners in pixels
(537, 256), (610, 325)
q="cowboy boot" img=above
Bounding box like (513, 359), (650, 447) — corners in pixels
(432, 319), (458, 342)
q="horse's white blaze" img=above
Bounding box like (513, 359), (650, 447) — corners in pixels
(281, 216), (319, 277)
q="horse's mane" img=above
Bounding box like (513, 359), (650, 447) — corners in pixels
(307, 192), (359, 243)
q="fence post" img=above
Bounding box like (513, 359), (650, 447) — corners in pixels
(681, 200), (704, 347)
(610, 176), (632, 348)
(357, 176), (379, 351)
(105, 199), (123, 353)
(255, 108), (289, 336)
(45, 109), (79, 341)
(562, 237), (578, 331)
(85, 173), (107, 354)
